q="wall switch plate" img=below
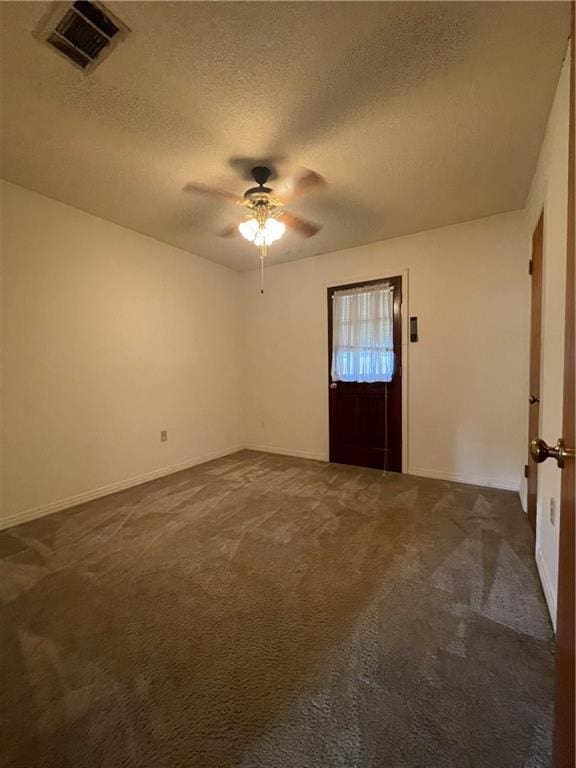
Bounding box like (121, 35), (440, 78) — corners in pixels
(161, 430), (168, 442)
(410, 316), (419, 342)
(549, 497), (556, 525)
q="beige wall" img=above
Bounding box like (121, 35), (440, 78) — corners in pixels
(0, 180), (243, 528)
(524, 47), (570, 627)
(2, 44), (567, 560)
(242, 210), (528, 492)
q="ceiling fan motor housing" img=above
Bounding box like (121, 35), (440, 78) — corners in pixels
(251, 165), (272, 186)
(243, 166), (274, 199)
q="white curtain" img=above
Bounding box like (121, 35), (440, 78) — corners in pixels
(331, 282), (395, 383)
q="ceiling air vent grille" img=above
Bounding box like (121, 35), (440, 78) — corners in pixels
(35, 1), (129, 72)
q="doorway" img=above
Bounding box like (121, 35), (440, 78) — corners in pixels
(327, 276), (402, 471)
(527, 212), (544, 534)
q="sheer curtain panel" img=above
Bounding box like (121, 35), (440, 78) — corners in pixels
(331, 282), (395, 383)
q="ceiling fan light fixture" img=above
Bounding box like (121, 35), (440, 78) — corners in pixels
(259, 217), (285, 246)
(239, 216), (285, 246)
(238, 217), (259, 242)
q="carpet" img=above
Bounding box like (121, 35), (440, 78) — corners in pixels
(0, 450), (554, 768)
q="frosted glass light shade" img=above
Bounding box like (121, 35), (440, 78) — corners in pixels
(238, 218), (260, 242)
(239, 217), (285, 246)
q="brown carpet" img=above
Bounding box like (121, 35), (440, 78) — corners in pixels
(0, 450), (554, 768)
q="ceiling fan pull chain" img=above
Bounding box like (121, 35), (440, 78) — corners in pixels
(260, 243), (266, 294)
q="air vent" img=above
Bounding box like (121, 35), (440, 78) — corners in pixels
(34, 1), (129, 72)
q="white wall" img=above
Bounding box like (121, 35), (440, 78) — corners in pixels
(524, 47), (570, 626)
(0, 180), (243, 528)
(242, 210), (528, 492)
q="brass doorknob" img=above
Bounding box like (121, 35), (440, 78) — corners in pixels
(530, 438), (576, 469)
(329, 382), (337, 389)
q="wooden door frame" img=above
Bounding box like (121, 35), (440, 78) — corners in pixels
(553, 4), (575, 765)
(327, 275), (403, 470)
(527, 211), (545, 535)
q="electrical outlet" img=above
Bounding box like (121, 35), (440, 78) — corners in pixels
(549, 497), (556, 526)
(160, 430), (168, 442)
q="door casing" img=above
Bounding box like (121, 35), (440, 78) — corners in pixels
(527, 211), (544, 535)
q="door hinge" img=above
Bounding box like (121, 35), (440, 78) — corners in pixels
(528, 259), (533, 276)
(524, 463), (530, 478)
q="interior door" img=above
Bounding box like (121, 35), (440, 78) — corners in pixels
(527, 212), (544, 534)
(328, 275), (402, 471)
(554, 4), (575, 764)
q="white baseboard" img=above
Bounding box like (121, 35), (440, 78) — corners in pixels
(519, 477), (528, 513)
(244, 443), (327, 462)
(536, 547), (557, 630)
(407, 467), (520, 492)
(245, 451), (519, 491)
(1, 447), (523, 532)
(0, 445), (244, 532)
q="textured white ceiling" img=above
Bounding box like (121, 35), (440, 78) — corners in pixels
(0, 2), (570, 270)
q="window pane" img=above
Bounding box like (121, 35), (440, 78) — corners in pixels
(331, 284), (394, 383)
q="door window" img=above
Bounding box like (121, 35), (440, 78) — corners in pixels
(331, 282), (394, 383)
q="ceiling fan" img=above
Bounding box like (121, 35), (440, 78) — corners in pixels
(184, 165), (326, 290)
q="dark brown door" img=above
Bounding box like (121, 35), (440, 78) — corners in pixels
(527, 212), (544, 534)
(554, 4), (575, 764)
(328, 276), (402, 471)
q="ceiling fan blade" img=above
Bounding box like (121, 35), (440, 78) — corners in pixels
(278, 211), (321, 238)
(218, 223), (240, 238)
(183, 182), (243, 204)
(275, 169), (326, 203)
